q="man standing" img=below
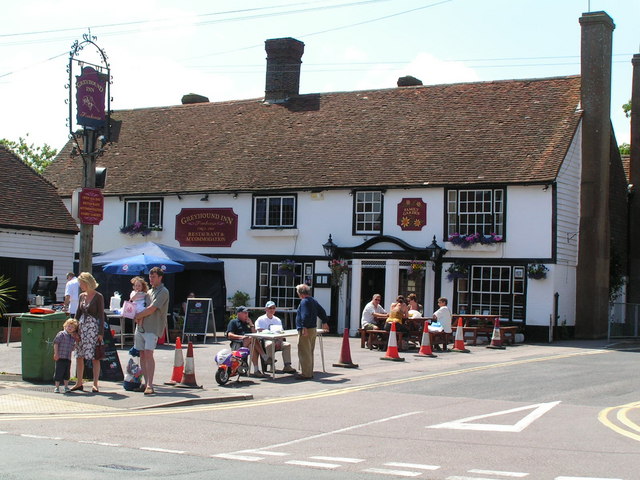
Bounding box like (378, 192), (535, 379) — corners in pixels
(63, 272), (80, 317)
(295, 284), (329, 380)
(133, 267), (169, 395)
(255, 301), (296, 374)
(360, 293), (388, 330)
(226, 306), (267, 378)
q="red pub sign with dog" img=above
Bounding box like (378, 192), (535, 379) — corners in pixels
(175, 208), (238, 247)
(397, 198), (426, 231)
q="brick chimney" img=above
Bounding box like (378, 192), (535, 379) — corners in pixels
(264, 37), (304, 104)
(627, 53), (640, 303)
(575, 11), (615, 338)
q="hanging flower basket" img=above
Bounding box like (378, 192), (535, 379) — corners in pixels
(330, 259), (349, 287)
(527, 263), (548, 279)
(277, 259), (296, 277)
(448, 232), (502, 248)
(408, 261), (426, 278)
(446, 262), (469, 282)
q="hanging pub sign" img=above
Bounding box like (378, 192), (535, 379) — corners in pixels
(397, 198), (427, 231)
(175, 208), (238, 247)
(75, 66), (108, 128)
(77, 187), (104, 225)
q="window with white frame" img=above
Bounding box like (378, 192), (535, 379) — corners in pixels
(253, 195), (296, 228)
(447, 188), (504, 237)
(124, 198), (163, 229)
(454, 265), (525, 321)
(258, 261), (314, 308)
(354, 190), (383, 234)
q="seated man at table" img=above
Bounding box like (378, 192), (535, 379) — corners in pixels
(431, 297), (453, 351)
(255, 301), (296, 374)
(226, 306), (267, 378)
(361, 293), (388, 330)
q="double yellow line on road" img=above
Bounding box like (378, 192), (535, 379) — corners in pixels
(599, 401), (640, 442)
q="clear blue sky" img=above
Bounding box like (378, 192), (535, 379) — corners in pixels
(0, 0), (637, 150)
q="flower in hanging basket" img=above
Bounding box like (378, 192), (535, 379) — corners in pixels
(120, 222), (151, 236)
(330, 259), (349, 286)
(445, 262), (469, 282)
(277, 259), (296, 277)
(527, 263), (548, 279)
(448, 232), (502, 248)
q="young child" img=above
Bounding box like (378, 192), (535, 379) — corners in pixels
(53, 318), (79, 393)
(129, 276), (150, 314)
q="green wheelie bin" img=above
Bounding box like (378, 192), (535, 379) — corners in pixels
(20, 311), (68, 382)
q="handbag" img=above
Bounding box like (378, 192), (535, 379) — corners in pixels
(95, 340), (106, 361)
(121, 300), (137, 319)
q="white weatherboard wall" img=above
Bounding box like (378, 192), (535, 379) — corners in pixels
(504, 185), (553, 259)
(0, 228), (76, 301)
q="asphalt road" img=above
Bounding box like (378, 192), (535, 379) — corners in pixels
(1, 341), (639, 480)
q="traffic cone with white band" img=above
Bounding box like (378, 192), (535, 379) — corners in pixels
(176, 341), (203, 388)
(380, 322), (405, 362)
(452, 317), (470, 353)
(415, 320), (437, 358)
(487, 318), (506, 349)
(164, 337), (185, 385)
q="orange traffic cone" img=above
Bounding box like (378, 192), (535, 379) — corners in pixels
(380, 322), (405, 362)
(164, 336), (185, 385)
(452, 317), (470, 353)
(176, 341), (203, 389)
(415, 320), (437, 358)
(487, 318), (506, 349)
(333, 328), (359, 368)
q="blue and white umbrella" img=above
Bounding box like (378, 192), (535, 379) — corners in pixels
(102, 254), (185, 275)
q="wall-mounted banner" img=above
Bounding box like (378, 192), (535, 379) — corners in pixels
(76, 66), (108, 128)
(397, 198), (426, 231)
(175, 208), (238, 247)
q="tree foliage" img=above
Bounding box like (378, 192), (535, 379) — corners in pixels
(0, 135), (57, 174)
(623, 99), (631, 118)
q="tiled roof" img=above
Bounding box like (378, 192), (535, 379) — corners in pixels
(46, 76), (582, 197)
(0, 145), (79, 233)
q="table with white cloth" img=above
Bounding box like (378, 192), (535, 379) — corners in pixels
(3, 313), (23, 346)
(245, 328), (326, 379)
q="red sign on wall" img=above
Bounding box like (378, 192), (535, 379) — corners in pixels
(397, 198), (426, 231)
(175, 208), (238, 247)
(78, 188), (104, 225)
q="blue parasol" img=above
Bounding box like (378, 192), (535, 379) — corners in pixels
(102, 254), (185, 275)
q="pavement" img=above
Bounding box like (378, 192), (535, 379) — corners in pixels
(1, 333), (636, 415)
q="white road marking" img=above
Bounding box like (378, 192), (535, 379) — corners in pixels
(139, 447), (186, 454)
(429, 401), (561, 432)
(239, 410), (422, 452)
(447, 476), (516, 480)
(468, 469), (528, 477)
(20, 434), (62, 440)
(213, 453), (263, 461)
(78, 440), (121, 447)
(247, 450), (289, 456)
(555, 477), (624, 480)
(310, 456), (364, 463)
(363, 467), (423, 477)
(285, 460), (341, 469)
(384, 462), (439, 470)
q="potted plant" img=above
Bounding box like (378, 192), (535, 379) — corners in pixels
(330, 259), (349, 287)
(448, 232), (503, 248)
(228, 290), (250, 308)
(120, 221), (151, 236)
(169, 314), (184, 343)
(446, 262), (469, 282)
(277, 259), (296, 277)
(527, 263), (548, 279)
(408, 260), (425, 278)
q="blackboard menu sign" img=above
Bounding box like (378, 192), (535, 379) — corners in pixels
(84, 324), (124, 382)
(183, 298), (216, 342)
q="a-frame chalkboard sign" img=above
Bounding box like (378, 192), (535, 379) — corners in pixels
(183, 298), (217, 343)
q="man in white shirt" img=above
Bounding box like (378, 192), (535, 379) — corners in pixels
(63, 272), (80, 317)
(255, 301), (296, 374)
(360, 294), (388, 329)
(432, 297), (452, 351)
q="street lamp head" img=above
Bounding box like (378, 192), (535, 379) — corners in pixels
(323, 234), (337, 259)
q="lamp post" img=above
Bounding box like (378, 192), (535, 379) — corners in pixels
(323, 234), (338, 265)
(322, 234), (340, 333)
(428, 236), (446, 310)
